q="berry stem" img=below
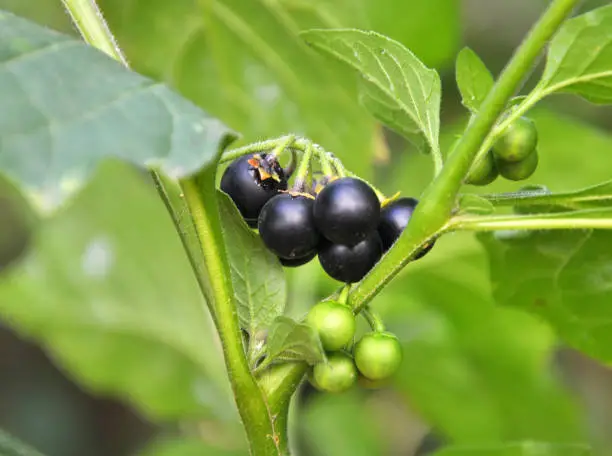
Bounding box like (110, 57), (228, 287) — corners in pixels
(338, 284), (351, 305)
(329, 154), (348, 178)
(292, 141), (315, 192)
(362, 306), (386, 332)
(269, 134), (297, 158)
(317, 146), (335, 177)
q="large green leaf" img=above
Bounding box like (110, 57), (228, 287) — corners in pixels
(0, 428), (45, 456)
(97, 0), (377, 178)
(0, 161), (233, 420)
(380, 234), (584, 443)
(138, 437), (246, 456)
(538, 4), (612, 103)
(0, 10), (235, 214)
(479, 228), (612, 362)
(433, 442), (591, 456)
(302, 29), (441, 154)
(217, 192), (286, 335)
(301, 391), (385, 456)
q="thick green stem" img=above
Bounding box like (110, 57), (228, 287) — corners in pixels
(181, 178), (280, 455)
(348, 0), (581, 312)
(62, 1), (280, 454)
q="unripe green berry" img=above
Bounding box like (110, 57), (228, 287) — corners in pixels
(492, 117), (538, 163)
(465, 151), (499, 186)
(354, 332), (402, 381)
(311, 352), (357, 393)
(307, 301), (355, 351)
(498, 149), (539, 181)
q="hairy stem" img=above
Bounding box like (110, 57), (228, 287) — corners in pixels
(62, 1), (281, 454)
(349, 0), (581, 312)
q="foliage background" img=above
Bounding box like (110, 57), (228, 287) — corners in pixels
(1, 0), (612, 455)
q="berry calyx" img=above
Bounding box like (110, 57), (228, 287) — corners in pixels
(465, 151), (499, 186)
(377, 198), (434, 258)
(353, 332), (402, 381)
(313, 177), (380, 246)
(492, 117), (538, 163)
(220, 153), (287, 227)
(318, 231), (383, 283)
(310, 352), (357, 393)
(307, 301), (356, 351)
(258, 193), (319, 260)
(498, 149), (539, 181)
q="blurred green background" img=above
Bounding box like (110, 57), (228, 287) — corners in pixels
(1, 0), (612, 455)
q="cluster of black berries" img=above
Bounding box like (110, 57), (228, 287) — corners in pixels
(221, 152), (431, 283)
(466, 116), (539, 186)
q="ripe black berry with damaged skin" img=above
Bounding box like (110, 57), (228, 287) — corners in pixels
(220, 154), (287, 227)
(318, 231), (382, 283)
(378, 198), (434, 258)
(258, 194), (319, 260)
(313, 177), (380, 246)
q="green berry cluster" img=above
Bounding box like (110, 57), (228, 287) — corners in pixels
(466, 116), (539, 185)
(306, 300), (402, 393)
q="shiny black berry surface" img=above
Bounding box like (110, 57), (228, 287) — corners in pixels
(279, 250), (317, 268)
(220, 154), (287, 227)
(313, 177), (380, 246)
(258, 194), (319, 260)
(318, 231), (382, 283)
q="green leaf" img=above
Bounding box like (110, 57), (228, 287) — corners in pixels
(0, 10), (236, 214)
(457, 194), (495, 215)
(434, 442), (591, 456)
(455, 47), (494, 113)
(0, 429), (45, 456)
(539, 4), (612, 103)
(0, 161), (233, 420)
(97, 0), (377, 179)
(300, 391), (384, 456)
(217, 192), (286, 335)
(138, 437), (246, 456)
(301, 29), (441, 154)
(382, 235), (584, 443)
(266, 316), (325, 365)
(479, 226), (612, 362)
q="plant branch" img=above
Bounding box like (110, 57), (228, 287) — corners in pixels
(348, 0), (581, 313)
(448, 210), (612, 232)
(181, 177), (280, 455)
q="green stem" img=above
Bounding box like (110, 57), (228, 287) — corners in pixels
(338, 284), (351, 305)
(348, 0), (580, 313)
(270, 134), (296, 158)
(362, 306), (385, 332)
(60, 0), (127, 64)
(317, 146), (334, 177)
(220, 136), (311, 163)
(292, 141), (314, 191)
(181, 178), (280, 455)
(448, 210), (612, 232)
(62, 1), (280, 454)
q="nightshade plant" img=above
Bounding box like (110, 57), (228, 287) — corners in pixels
(1, 0), (612, 455)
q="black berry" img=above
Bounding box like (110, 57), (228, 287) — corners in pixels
(378, 198), (434, 258)
(279, 250), (317, 268)
(318, 231), (382, 283)
(220, 154), (287, 227)
(313, 177), (380, 246)
(258, 194), (319, 260)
